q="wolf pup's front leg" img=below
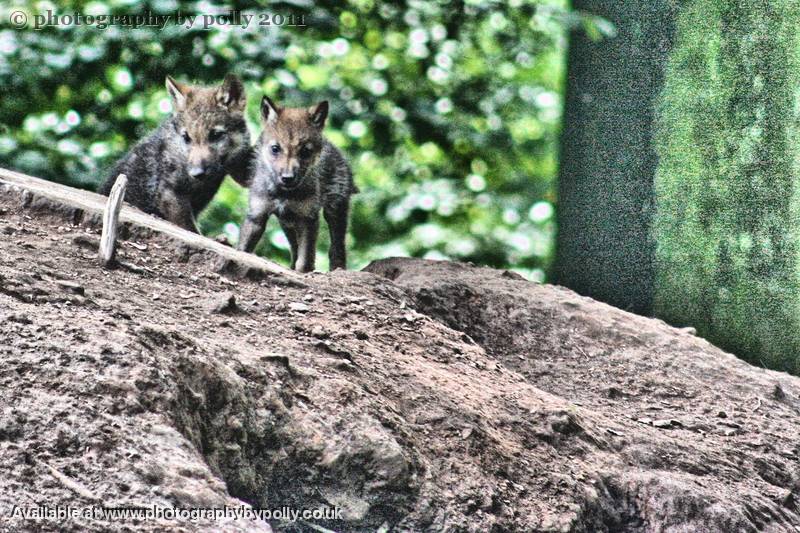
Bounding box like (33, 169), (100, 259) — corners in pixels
(239, 96), (356, 272)
(293, 215), (320, 273)
(238, 191), (274, 253)
(98, 74), (251, 232)
(158, 187), (200, 233)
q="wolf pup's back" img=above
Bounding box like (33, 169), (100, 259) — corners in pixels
(238, 96), (356, 272)
(98, 74), (251, 233)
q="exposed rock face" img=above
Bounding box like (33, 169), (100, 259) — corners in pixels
(1, 174), (800, 532)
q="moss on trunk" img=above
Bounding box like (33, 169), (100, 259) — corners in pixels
(654, 0), (800, 373)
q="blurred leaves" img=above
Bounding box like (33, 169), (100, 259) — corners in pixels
(0, 0), (568, 278)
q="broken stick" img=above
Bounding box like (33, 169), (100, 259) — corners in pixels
(40, 459), (100, 502)
(99, 173), (127, 266)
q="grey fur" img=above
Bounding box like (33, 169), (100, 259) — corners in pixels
(98, 75), (252, 233)
(238, 98), (356, 272)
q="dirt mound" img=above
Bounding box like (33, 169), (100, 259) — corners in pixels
(1, 173), (800, 532)
(366, 258), (800, 531)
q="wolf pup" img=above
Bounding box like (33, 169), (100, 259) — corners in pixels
(238, 96), (356, 272)
(98, 74), (251, 233)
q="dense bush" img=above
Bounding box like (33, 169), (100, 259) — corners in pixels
(0, 0), (569, 276)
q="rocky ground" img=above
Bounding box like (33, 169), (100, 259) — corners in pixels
(1, 174), (799, 532)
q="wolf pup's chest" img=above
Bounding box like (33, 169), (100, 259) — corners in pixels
(274, 193), (320, 221)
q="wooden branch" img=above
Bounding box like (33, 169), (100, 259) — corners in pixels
(99, 173), (127, 267)
(0, 166), (307, 286)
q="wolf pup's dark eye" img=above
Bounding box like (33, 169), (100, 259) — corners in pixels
(299, 145), (313, 159)
(182, 131), (191, 143)
(209, 129), (226, 142)
(271, 144), (281, 155)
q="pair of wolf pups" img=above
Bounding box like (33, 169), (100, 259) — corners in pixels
(99, 74), (355, 272)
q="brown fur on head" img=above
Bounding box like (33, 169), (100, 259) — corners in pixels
(257, 95), (329, 190)
(165, 74), (248, 179)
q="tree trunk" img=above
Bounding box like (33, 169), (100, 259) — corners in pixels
(555, 1), (678, 314)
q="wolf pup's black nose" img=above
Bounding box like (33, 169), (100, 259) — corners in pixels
(280, 174), (296, 187)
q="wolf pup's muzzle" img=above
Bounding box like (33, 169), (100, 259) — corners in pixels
(280, 173), (302, 189)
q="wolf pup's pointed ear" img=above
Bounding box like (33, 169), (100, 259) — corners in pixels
(165, 76), (188, 112)
(309, 101), (329, 129)
(261, 96), (280, 125)
(217, 74), (246, 111)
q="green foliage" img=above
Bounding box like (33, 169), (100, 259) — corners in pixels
(654, 0), (800, 373)
(0, 0), (567, 277)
